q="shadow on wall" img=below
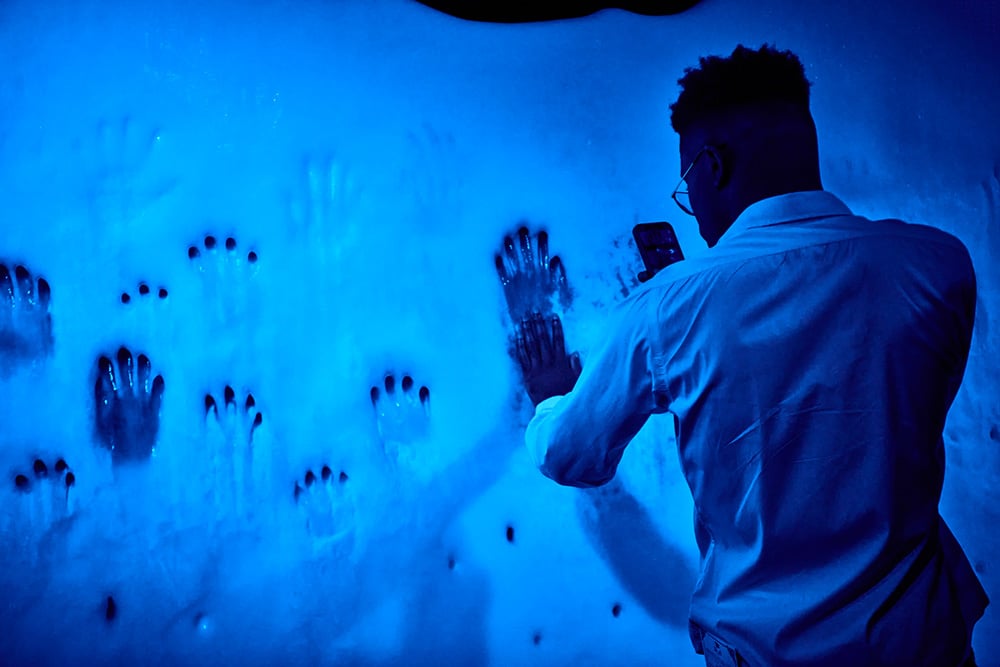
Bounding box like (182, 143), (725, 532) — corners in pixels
(577, 477), (697, 628)
(415, 0), (703, 23)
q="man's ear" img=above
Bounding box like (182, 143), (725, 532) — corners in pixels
(706, 145), (729, 189)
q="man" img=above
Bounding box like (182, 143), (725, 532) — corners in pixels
(518, 44), (989, 667)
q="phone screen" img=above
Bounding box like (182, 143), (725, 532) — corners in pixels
(632, 222), (684, 282)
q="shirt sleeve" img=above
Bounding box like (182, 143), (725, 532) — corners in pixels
(524, 296), (661, 487)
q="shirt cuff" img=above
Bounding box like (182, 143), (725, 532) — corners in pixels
(525, 394), (565, 470)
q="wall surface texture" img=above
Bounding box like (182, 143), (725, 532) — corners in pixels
(0, 0), (996, 665)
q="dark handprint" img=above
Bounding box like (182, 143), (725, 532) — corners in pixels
(94, 347), (165, 463)
(0, 263), (54, 370)
(516, 312), (582, 406)
(495, 226), (572, 324)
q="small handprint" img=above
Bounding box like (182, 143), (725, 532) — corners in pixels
(370, 373), (431, 466)
(187, 234), (259, 268)
(289, 155), (364, 271)
(2, 457), (78, 566)
(117, 280), (173, 348)
(0, 263), (54, 372)
(119, 281), (169, 305)
(187, 233), (260, 326)
(203, 385), (265, 522)
(11, 457), (77, 529)
(94, 347), (165, 464)
(515, 312), (582, 406)
(79, 116), (176, 227)
(495, 226), (572, 325)
(293, 465), (355, 550)
(402, 124), (462, 227)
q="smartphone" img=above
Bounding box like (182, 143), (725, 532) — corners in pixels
(632, 222), (684, 283)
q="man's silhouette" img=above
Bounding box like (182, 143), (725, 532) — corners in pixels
(519, 44), (988, 667)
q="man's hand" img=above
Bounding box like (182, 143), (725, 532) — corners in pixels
(516, 312), (582, 406)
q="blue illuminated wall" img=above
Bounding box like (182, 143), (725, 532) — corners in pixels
(0, 1), (997, 665)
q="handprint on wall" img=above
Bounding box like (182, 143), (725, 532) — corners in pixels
(293, 464), (356, 553)
(514, 312), (582, 406)
(494, 226), (572, 325)
(0, 263), (54, 373)
(494, 226), (577, 394)
(2, 457), (78, 569)
(203, 385), (266, 522)
(94, 347), (165, 464)
(402, 124), (462, 228)
(11, 458), (77, 528)
(370, 373), (431, 468)
(288, 154), (365, 278)
(116, 279), (174, 349)
(119, 281), (169, 305)
(79, 116), (176, 228)
(187, 233), (260, 327)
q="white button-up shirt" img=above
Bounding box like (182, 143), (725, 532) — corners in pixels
(526, 191), (989, 666)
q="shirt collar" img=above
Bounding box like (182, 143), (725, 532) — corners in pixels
(717, 190), (854, 246)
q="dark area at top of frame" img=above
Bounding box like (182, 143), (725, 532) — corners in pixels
(415, 0), (703, 23)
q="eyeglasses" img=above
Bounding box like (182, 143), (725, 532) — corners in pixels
(671, 147), (708, 216)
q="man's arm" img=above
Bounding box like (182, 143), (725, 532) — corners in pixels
(520, 301), (660, 487)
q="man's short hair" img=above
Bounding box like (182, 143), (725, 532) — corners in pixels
(669, 44), (812, 135)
